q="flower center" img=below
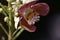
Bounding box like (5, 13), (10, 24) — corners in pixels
(25, 9), (34, 20)
(25, 9), (40, 25)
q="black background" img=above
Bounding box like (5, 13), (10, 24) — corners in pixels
(0, 0), (60, 40)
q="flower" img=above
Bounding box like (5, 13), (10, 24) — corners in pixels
(18, 1), (49, 32)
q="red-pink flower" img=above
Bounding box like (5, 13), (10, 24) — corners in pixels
(18, 1), (49, 32)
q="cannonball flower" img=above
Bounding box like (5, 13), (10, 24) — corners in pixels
(18, 1), (49, 32)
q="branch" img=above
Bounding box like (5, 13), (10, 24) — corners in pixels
(0, 3), (8, 16)
(13, 28), (24, 40)
(12, 26), (22, 36)
(0, 23), (8, 36)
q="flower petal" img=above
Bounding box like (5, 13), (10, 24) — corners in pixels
(20, 16), (36, 32)
(18, 1), (37, 32)
(18, 1), (36, 15)
(14, 16), (20, 29)
(31, 3), (49, 16)
(18, 7), (36, 32)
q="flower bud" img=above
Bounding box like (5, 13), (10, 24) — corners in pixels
(0, 8), (3, 12)
(4, 17), (8, 22)
(15, 12), (19, 17)
(8, 7), (12, 11)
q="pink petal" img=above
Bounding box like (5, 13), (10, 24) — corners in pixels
(18, 1), (49, 32)
(18, 1), (36, 15)
(18, 9), (36, 32)
(20, 15), (36, 32)
(31, 3), (50, 16)
(18, 1), (37, 32)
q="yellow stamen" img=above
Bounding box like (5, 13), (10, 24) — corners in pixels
(38, 16), (40, 18)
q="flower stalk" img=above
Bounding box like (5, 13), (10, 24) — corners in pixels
(0, 3), (8, 16)
(8, 2), (12, 40)
(0, 23), (8, 36)
(13, 28), (24, 40)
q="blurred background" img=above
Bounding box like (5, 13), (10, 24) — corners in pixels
(0, 0), (60, 40)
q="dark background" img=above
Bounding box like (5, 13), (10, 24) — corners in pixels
(0, 0), (60, 40)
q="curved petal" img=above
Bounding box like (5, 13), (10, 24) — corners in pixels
(31, 3), (50, 16)
(18, 14), (36, 32)
(20, 17), (36, 32)
(18, 1), (37, 32)
(18, 1), (36, 15)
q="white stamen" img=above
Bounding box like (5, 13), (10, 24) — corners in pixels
(32, 21), (35, 24)
(30, 15), (38, 24)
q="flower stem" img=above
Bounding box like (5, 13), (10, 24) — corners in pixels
(12, 26), (21, 37)
(13, 28), (24, 40)
(0, 23), (8, 36)
(8, 2), (12, 40)
(0, 3), (8, 16)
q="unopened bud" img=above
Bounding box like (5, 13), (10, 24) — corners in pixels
(15, 12), (19, 17)
(0, 8), (3, 12)
(8, 7), (12, 11)
(4, 17), (8, 22)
